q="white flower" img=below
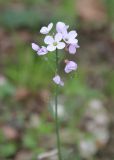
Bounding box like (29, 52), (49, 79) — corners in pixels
(40, 23), (53, 34)
(63, 30), (78, 44)
(31, 43), (48, 55)
(69, 43), (80, 54)
(37, 46), (48, 55)
(53, 75), (64, 86)
(56, 22), (69, 34)
(64, 60), (77, 73)
(44, 33), (65, 51)
(31, 43), (40, 51)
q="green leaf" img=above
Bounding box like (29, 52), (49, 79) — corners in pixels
(0, 143), (17, 158)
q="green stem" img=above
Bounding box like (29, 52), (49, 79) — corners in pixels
(55, 49), (62, 160)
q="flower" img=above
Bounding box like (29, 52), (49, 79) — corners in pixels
(40, 23), (53, 34)
(56, 22), (69, 34)
(69, 43), (80, 54)
(44, 33), (65, 51)
(53, 75), (64, 86)
(63, 30), (78, 44)
(64, 60), (77, 73)
(37, 46), (48, 55)
(32, 43), (40, 51)
(31, 43), (48, 55)
(31, 21), (80, 85)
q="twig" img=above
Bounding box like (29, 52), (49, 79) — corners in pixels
(38, 149), (57, 160)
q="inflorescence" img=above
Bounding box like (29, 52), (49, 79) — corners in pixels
(31, 22), (79, 86)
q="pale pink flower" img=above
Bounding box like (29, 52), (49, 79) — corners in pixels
(44, 33), (65, 51)
(40, 23), (53, 34)
(53, 75), (64, 86)
(63, 30), (78, 44)
(37, 46), (48, 55)
(31, 43), (40, 51)
(65, 60), (77, 73)
(56, 22), (69, 34)
(69, 43), (80, 54)
(31, 43), (48, 55)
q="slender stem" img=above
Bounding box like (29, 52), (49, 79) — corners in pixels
(55, 49), (59, 73)
(55, 49), (62, 160)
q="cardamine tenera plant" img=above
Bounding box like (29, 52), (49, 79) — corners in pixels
(31, 21), (79, 160)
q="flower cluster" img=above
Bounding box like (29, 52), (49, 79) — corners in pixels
(31, 22), (79, 86)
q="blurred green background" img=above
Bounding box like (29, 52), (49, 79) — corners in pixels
(0, 0), (114, 160)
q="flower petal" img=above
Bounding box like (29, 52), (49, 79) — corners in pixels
(44, 36), (54, 45)
(76, 44), (80, 48)
(69, 45), (76, 54)
(40, 27), (48, 34)
(68, 30), (77, 38)
(37, 46), (48, 55)
(48, 23), (53, 31)
(40, 23), (53, 34)
(69, 38), (78, 44)
(53, 75), (64, 86)
(56, 22), (68, 35)
(55, 33), (62, 42)
(65, 61), (77, 73)
(56, 22), (66, 32)
(31, 43), (40, 51)
(57, 42), (65, 49)
(47, 44), (56, 51)
(53, 75), (60, 84)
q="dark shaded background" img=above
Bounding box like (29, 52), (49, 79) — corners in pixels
(0, 0), (114, 160)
